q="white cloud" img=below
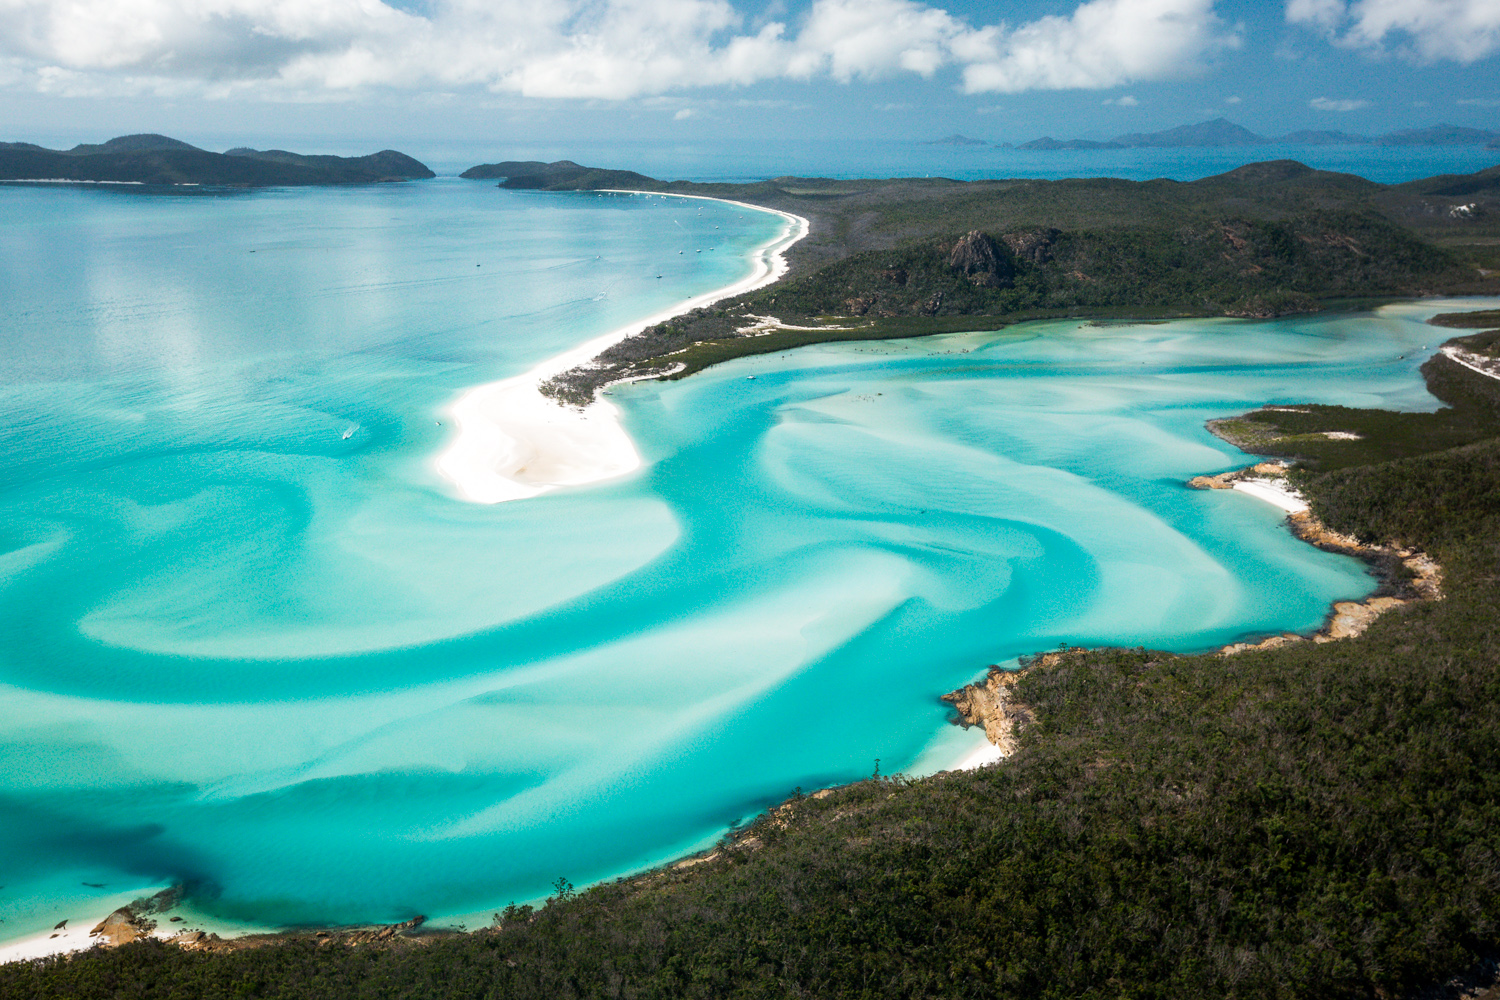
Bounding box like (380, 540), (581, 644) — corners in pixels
(0, 0), (1244, 101)
(1457, 96), (1500, 105)
(1309, 95), (1370, 110)
(1287, 0), (1500, 63)
(1224, 94), (1241, 102)
(960, 0), (1238, 94)
(1103, 94), (1140, 105)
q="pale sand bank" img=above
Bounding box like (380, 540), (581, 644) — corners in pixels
(953, 738), (1006, 770)
(1232, 479), (1310, 514)
(435, 194), (809, 504)
(0, 890), (278, 963)
(0, 888), (170, 964)
(0, 919), (119, 964)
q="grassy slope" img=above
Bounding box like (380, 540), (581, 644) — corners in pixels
(6, 329), (1500, 998)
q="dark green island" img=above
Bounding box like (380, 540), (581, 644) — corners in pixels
(0, 134), (434, 187)
(5, 157), (1500, 1000)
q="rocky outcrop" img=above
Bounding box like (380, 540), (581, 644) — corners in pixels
(947, 231), (1014, 288)
(1002, 228), (1058, 265)
(1187, 460), (1292, 490)
(90, 907), (156, 946)
(942, 666), (1034, 755)
(1218, 507), (1442, 654)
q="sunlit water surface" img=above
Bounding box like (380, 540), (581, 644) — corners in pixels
(0, 179), (1473, 938)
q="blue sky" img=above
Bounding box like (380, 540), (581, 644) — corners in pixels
(0, 0), (1495, 148)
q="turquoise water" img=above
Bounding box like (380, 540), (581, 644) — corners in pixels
(0, 179), (1464, 939)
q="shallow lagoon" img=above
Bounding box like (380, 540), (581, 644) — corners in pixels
(0, 180), (1468, 940)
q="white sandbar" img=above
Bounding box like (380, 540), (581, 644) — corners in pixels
(435, 193), (809, 505)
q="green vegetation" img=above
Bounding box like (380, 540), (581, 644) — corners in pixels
(1208, 344), (1500, 469)
(7, 319), (1500, 998)
(1431, 308), (1500, 329)
(0, 134), (434, 186)
(532, 159), (1500, 404)
(732, 211), (1459, 320)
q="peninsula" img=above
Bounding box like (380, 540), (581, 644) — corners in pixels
(455, 157), (1500, 405)
(0, 134), (435, 186)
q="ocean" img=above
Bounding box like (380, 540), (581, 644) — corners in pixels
(0, 145), (1491, 944)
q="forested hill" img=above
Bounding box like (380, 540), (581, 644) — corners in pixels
(0, 134), (434, 186)
(460, 157), (1500, 279)
(515, 158), (1500, 405)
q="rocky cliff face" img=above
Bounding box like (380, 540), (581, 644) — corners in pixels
(947, 230), (1014, 287)
(942, 666), (1033, 754)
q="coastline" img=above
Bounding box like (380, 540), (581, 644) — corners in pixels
(434, 193), (809, 504)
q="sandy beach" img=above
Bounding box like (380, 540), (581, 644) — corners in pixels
(953, 738), (1006, 770)
(435, 193), (809, 505)
(1232, 478), (1310, 514)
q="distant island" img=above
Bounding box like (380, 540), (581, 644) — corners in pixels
(458, 159), (656, 189)
(922, 134), (990, 147)
(0, 134), (434, 186)
(1014, 117), (1500, 150)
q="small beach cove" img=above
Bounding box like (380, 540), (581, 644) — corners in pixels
(0, 178), (1488, 954)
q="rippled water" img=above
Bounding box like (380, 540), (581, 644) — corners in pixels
(0, 179), (1462, 940)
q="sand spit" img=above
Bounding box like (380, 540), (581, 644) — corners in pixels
(435, 194), (808, 505)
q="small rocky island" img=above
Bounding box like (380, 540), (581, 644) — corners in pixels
(0, 134), (435, 186)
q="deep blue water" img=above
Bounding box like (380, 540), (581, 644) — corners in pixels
(0, 168), (1484, 943)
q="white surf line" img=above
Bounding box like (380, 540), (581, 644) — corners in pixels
(435, 192), (809, 505)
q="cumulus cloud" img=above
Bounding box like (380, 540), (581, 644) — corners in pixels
(0, 0), (1240, 101)
(1287, 0), (1500, 63)
(1309, 95), (1370, 110)
(1103, 94), (1140, 105)
(960, 0), (1237, 94)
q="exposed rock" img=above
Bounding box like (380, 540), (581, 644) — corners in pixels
(373, 915), (426, 942)
(1219, 509), (1442, 653)
(947, 230), (1014, 288)
(942, 666), (1033, 755)
(166, 930), (220, 950)
(1219, 633), (1307, 655)
(90, 907), (156, 946)
(1002, 228), (1058, 265)
(1187, 460), (1293, 491)
(1317, 597), (1408, 641)
(131, 887), (181, 915)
